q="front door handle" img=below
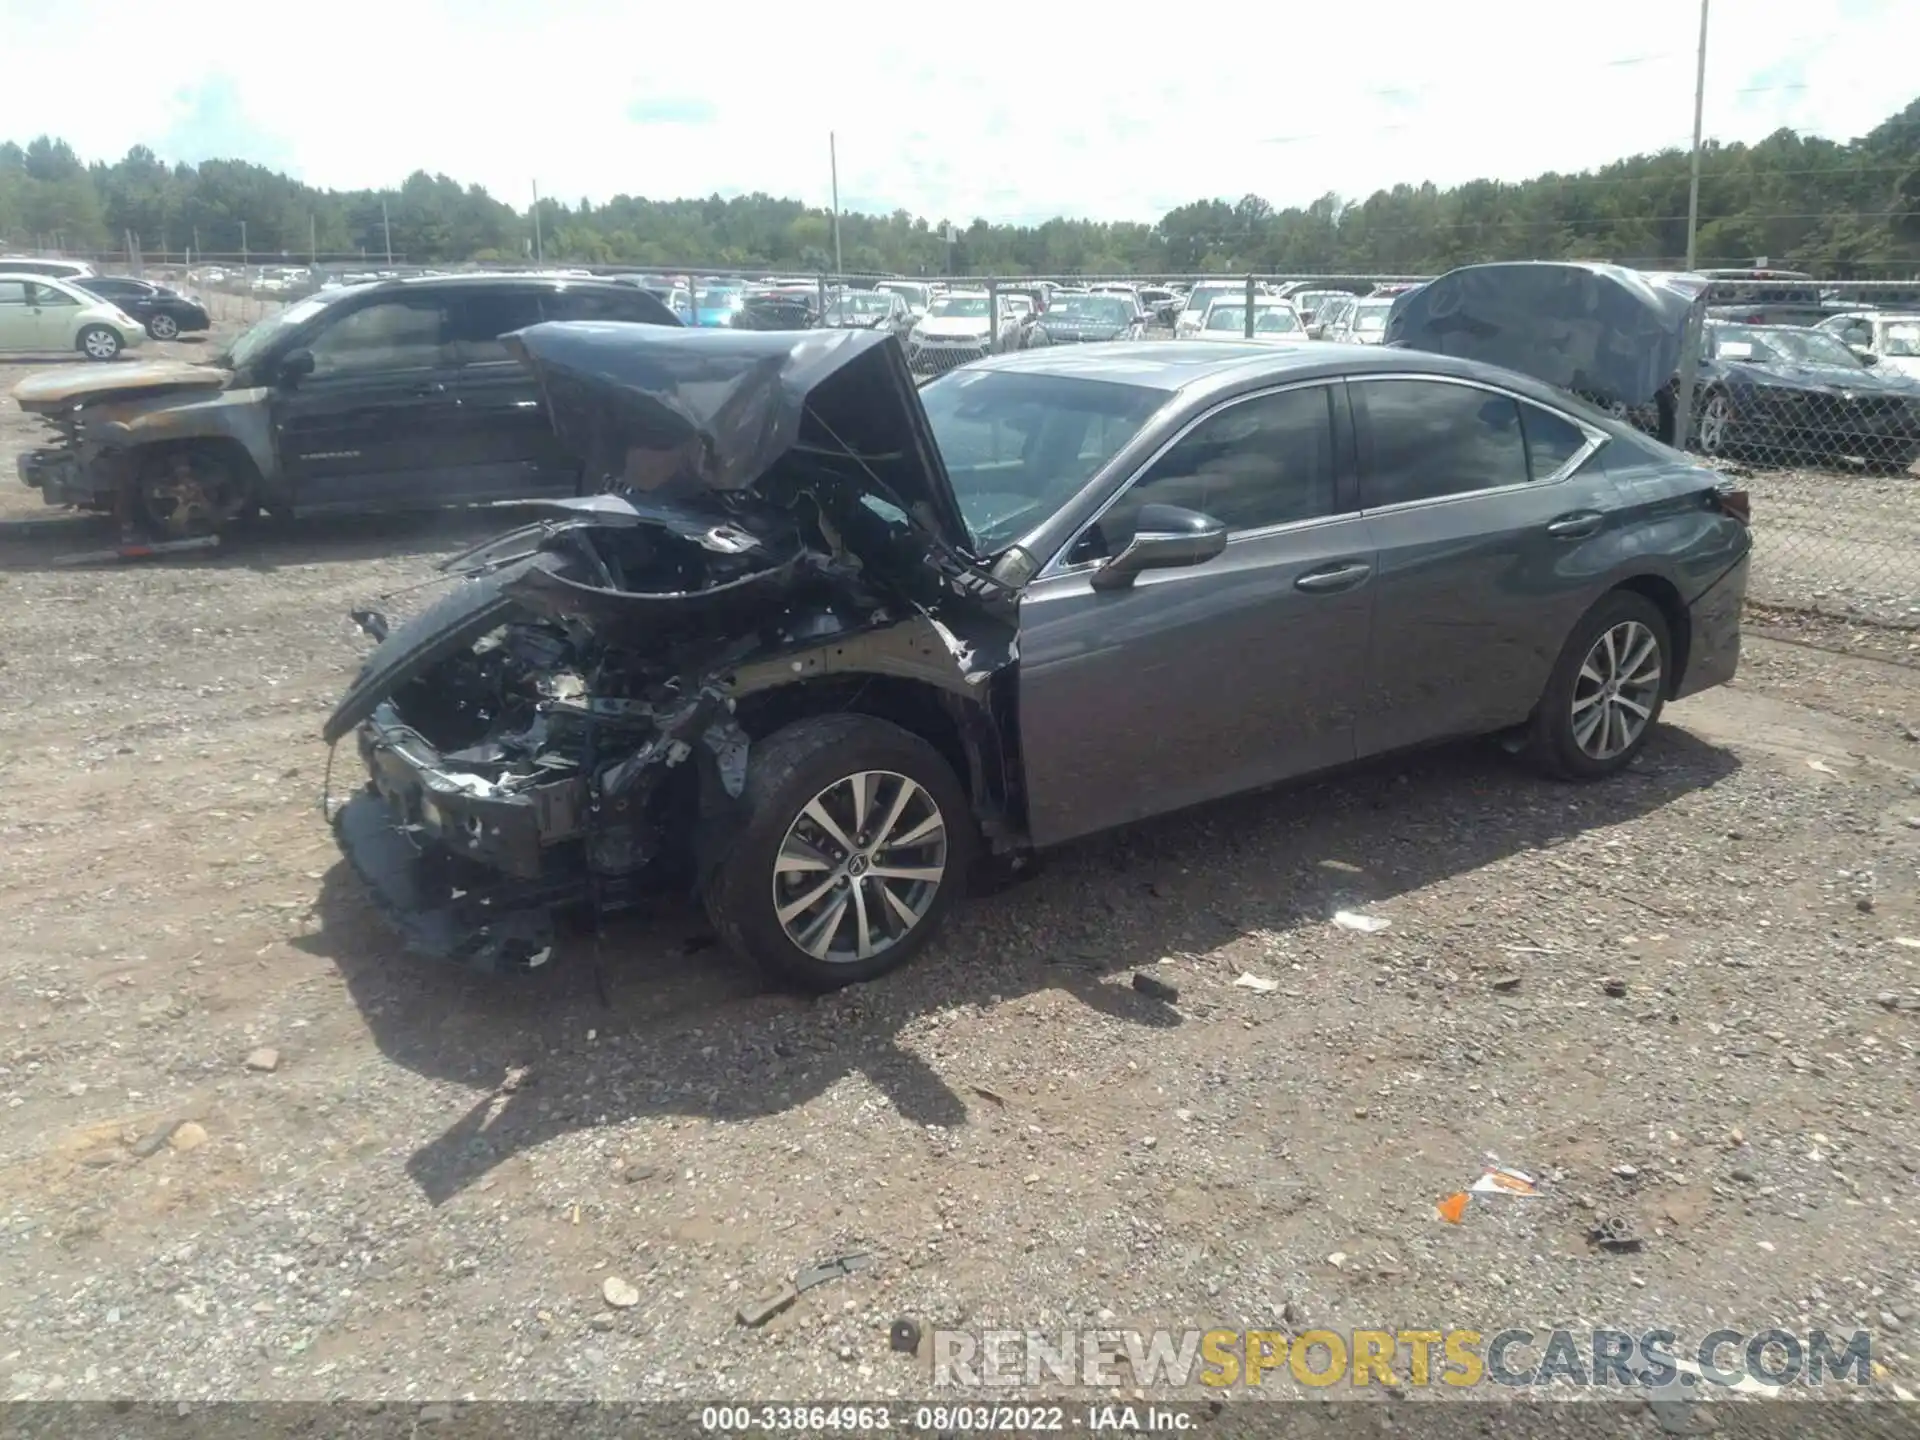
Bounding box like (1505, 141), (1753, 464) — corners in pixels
(1294, 561), (1373, 594)
(411, 381), (448, 397)
(1546, 511), (1604, 539)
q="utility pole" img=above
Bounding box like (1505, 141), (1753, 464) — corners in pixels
(240, 220), (248, 270)
(381, 197), (393, 266)
(829, 132), (843, 275)
(309, 213), (317, 267)
(532, 181), (543, 265)
(1684, 0), (1710, 271)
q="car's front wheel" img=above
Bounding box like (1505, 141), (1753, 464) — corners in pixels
(78, 325), (122, 361)
(704, 714), (974, 990)
(1522, 591), (1671, 780)
(1694, 389), (1734, 456)
(146, 313), (180, 340)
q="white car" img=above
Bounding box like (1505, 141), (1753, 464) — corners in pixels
(0, 257), (96, 282)
(1325, 297), (1396, 345)
(873, 281), (934, 319)
(0, 272), (146, 359)
(1190, 297), (1307, 342)
(905, 291), (1038, 376)
(1174, 280), (1253, 338)
(1815, 310), (1920, 381)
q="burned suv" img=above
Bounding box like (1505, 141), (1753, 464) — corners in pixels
(11, 274), (677, 539)
(326, 292), (1750, 992)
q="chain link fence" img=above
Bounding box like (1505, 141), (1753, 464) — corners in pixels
(16, 250), (1920, 655)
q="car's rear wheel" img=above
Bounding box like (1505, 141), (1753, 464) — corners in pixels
(1522, 591), (1671, 780)
(78, 325), (122, 361)
(146, 313), (180, 340)
(704, 714), (974, 991)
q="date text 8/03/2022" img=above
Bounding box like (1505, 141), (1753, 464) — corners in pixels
(699, 1404), (1186, 1432)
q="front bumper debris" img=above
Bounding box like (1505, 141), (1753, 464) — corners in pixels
(17, 448), (107, 507)
(333, 790), (571, 974)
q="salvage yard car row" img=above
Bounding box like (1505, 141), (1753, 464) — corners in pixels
(7, 258), (1754, 989)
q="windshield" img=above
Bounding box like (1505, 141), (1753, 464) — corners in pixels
(1715, 325), (1865, 368)
(1882, 322), (1920, 357)
(920, 369), (1168, 552)
(1254, 308), (1302, 334)
(877, 284), (929, 306)
(1182, 285), (1237, 314)
(221, 292), (335, 369)
(1048, 296), (1133, 326)
(930, 296), (990, 319)
(827, 294), (895, 319)
(1353, 303), (1392, 332)
(1204, 305), (1250, 332)
(695, 289), (742, 309)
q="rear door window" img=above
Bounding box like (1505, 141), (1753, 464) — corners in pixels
(442, 290), (546, 365)
(1356, 379), (1530, 508)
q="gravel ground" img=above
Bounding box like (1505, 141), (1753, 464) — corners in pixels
(1, 321), (1918, 1410)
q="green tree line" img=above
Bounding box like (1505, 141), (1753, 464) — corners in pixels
(5, 97), (1919, 276)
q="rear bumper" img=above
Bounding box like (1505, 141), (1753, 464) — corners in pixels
(1674, 551), (1750, 700)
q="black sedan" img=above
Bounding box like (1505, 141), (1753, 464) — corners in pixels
(1691, 321), (1920, 471)
(72, 276), (210, 341)
(325, 300), (1751, 990)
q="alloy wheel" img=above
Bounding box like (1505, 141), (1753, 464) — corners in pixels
(149, 314), (180, 339)
(771, 769), (948, 963)
(1571, 620), (1663, 761)
(82, 328), (120, 360)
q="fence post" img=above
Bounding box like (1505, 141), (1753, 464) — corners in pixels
(817, 273), (828, 329)
(985, 279), (1000, 355)
(1244, 273), (1256, 338)
(1672, 294), (1704, 452)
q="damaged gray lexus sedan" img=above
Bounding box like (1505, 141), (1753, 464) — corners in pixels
(324, 316), (1751, 990)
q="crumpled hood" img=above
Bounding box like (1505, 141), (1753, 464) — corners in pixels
(502, 321), (974, 556)
(11, 360), (227, 413)
(1385, 261), (1708, 409)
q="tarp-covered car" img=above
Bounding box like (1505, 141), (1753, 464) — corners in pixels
(1384, 260), (1710, 439)
(327, 322), (1750, 990)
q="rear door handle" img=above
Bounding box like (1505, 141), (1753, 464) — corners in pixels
(1294, 561), (1373, 594)
(1546, 511), (1604, 539)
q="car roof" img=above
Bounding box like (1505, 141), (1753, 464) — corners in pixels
(969, 338), (1608, 407)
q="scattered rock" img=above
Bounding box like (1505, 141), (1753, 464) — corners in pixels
(1490, 975), (1522, 992)
(889, 1317), (921, 1354)
(244, 1047), (281, 1074)
(77, 1149), (119, 1169)
(1730, 1167), (1757, 1183)
(417, 1403), (454, 1424)
(601, 1276), (640, 1309)
(1612, 1163), (1640, 1180)
(1130, 972), (1180, 1002)
(620, 1162), (660, 1184)
(168, 1122), (208, 1153)
(1855, 896), (1875, 914)
(1602, 977), (1628, 998)
(1882, 1311), (1904, 1333)
(1876, 992), (1902, 1010)
(1232, 973), (1279, 993)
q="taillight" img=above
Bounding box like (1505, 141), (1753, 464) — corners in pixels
(1712, 485), (1751, 524)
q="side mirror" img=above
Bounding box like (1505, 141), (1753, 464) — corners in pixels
(277, 348), (316, 384)
(1853, 347), (1878, 365)
(1090, 503), (1228, 591)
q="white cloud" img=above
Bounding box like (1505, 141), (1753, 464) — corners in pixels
(3, 0), (1916, 224)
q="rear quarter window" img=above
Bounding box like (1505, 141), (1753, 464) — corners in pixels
(1519, 403), (1592, 480)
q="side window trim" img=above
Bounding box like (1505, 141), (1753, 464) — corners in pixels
(1349, 373), (1607, 516)
(1040, 378), (1347, 579)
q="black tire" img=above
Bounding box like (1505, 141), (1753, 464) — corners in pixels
(704, 713), (975, 991)
(146, 313), (180, 340)
(77, 325), (122, 361)
(1522, 590), (1672, 780)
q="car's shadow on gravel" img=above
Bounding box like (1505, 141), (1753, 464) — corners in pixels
(0, 505), (554, 573)
(295, 726), (1739, 1206)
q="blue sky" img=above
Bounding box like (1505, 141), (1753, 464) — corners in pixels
(4, 0), (1917, 224)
